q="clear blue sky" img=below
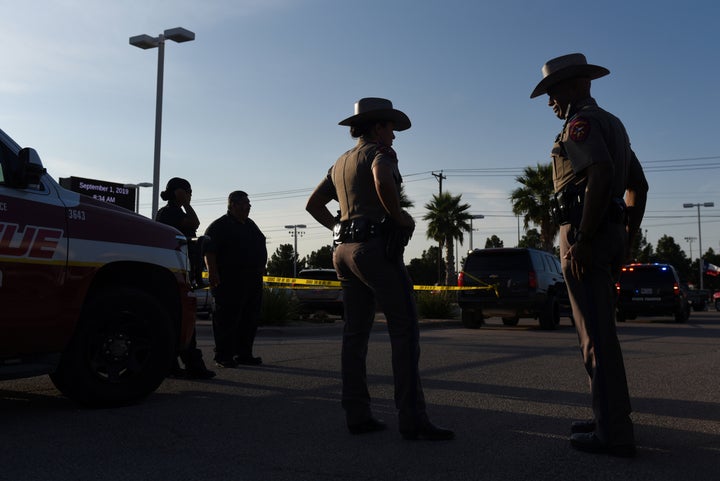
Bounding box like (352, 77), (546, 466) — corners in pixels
(2, 0), (718, 266)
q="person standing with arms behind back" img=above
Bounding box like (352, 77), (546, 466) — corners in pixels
(306, 97), (453, 441)
(155, 177), (215, 380)
(531, 54), (648, 457)
(203, 191), (267, 368)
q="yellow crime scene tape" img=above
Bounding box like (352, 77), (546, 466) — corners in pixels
(260, 273), (497, 294)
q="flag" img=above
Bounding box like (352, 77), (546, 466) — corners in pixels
(704, 261), (720, 277)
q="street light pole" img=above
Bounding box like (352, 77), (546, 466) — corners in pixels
(130, 27), (195, 220)
(124, 182), (153, 214)
(285, 224), (306, 278)
(469, 214), (484, 251)
(683, 202), (714, 290)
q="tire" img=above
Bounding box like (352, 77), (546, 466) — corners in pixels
(538, 295), (559, 330)
(461, 308), (483, 329)
(501, 317), (519, 326)
(50, 288), (175, 407)
(675, 305), (689, 323)
(616, 309), (626, 323)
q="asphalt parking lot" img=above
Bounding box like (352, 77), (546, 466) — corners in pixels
(1, 312), (719, 481)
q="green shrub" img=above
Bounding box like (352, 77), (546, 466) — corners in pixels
(416, 291), (457, 319)
(261, 287), (299, 325)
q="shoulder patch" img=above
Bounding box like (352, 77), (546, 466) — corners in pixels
(567, 117), (591, 142)
(376, 143), (398, 159)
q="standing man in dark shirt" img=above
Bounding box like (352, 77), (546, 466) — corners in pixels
(156, 177), (215, 380)
(531, 53), (648, 457)
(203, 191), (267, 367)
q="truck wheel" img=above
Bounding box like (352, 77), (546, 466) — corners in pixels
(50, 288), (174, 407)
(461, 308), (483, 329)
(501, 317), (519, 326)
(538, 295), (559, 330)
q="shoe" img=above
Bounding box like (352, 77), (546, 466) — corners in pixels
(214, 359), (238, 368)
(401, 421), (455, 441)
(571, 419), (596, 434)
(570, 432), (636, 458)
(185, 368), (216, 380)
(234, 356), (262, 366)
(348, 417), (387, 435)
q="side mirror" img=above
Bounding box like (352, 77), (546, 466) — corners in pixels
(4, 147), (45, 188)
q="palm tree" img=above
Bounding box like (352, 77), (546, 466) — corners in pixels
(510, 162), (557, 252)
(423, 192), (473, 285)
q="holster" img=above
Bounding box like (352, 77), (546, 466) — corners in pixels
(551, 185), (584, 227)
(380, 217), (412, 262)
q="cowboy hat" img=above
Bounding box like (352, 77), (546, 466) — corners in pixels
(338, 97), (411, 131)
(530, 53), (610, 98)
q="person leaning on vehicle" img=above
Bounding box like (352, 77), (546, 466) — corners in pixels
(155, 177), (215, 380)
(531, 53), (648, 457)
(305, 97), (454, 441)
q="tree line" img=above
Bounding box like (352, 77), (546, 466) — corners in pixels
(265, 162), (719, 291)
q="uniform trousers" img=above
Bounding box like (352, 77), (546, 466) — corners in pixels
(333, 236), (427, 430)
(211, 276), (263, 361)
(560, 222), (634, 445)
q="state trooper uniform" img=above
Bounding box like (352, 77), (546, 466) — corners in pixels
(532, 54), (648, 456)
(306, 98), (453, 441)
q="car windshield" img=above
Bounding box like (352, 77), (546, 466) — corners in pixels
(466, 252), (528, 271)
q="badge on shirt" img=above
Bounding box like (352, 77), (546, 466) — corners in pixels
(567, 117), (590, 142)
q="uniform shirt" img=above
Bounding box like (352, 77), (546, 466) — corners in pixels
(314, 139), (402, 223)
(156, 203), (196, 239)
(203, 213), (267, 282)
(552, 97), (637, 197)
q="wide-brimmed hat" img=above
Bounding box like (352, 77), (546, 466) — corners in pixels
(530, 53), (610, 98)
(338, 97), (411, 131)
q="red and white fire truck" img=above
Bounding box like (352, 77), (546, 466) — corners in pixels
(0, 128), (195, 406)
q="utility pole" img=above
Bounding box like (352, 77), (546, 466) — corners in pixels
(432, 171), (446, 195)
(684, 236), (697, 262)
(431, 171), (447, 284)
(284, 224), (306, 278)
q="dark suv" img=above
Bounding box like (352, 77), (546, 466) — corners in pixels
(615, 263), (690, 323)
(457, 248), (570, 330)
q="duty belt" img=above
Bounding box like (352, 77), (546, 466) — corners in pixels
(333, 217), (383, 244)
(551, 186), (627, 226)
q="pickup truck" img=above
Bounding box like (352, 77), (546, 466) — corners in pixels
(683, 285), (710, 312)
(0, 127), (195, 406)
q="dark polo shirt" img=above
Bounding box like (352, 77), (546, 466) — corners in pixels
(203, 213), (267, 284)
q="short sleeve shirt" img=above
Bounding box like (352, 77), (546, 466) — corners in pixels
(552, 97), (633, 198)
(203, 213), (267, 282)
(327, 139), (401, 223)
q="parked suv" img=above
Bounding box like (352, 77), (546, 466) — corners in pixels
(615, 263), (690, 323)
(457, 248), (570, 330)
(293, 268), (343, 319)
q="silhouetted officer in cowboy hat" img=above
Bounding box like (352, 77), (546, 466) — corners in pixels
(306, 97), (454, 441)
(532, 53), (648, 457)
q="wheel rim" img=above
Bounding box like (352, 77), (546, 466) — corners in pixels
(88, 310), (153, 383)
